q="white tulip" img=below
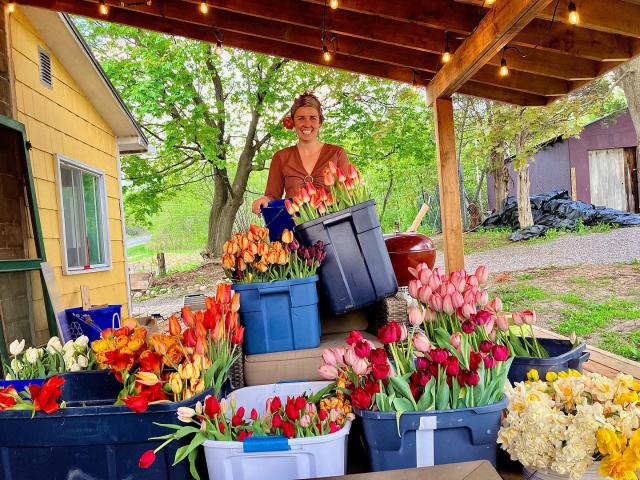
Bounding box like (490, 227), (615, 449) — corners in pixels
(63, 352), (75, 369)
(37, 348), (45, 359)
(62, 340), (74, 352)
(9, 339), (25, 356)
(10, 358), (20, 372)
(77, 355), (89, 368)
(46, 336), (63, 354)
(4, 373), (13, 380)
(74, 336), (89, 351)
(69, 363), (81, 372)
(25, 347), (39, 364)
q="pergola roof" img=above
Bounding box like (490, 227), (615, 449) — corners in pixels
(11, 0), (640, 106)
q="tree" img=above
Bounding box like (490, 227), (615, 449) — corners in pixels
(618, 57), (640, 160)
(78, 20), (350, 254)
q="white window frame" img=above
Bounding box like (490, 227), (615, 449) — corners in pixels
(55, 154), (112, 275)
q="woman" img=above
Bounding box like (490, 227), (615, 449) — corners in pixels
(251, 92), (351, 214)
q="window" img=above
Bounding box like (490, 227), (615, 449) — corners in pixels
(57, 155), (110, 273)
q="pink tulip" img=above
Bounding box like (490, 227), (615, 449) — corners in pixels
(438, 283), (448, 297)
(300, 414), (312, 428)
(408, 279), (420, 299)
(351, 357), (369, 376)
(456, 277), (466, 293)
(511, 311), (523, 326)
(446, 282), (456, 296)
(461, 303), (476, 319)
(442, 295), (455, 315)
(467, 275), (479, 288)
(428, 275), (441, 292)
(322, 349), (338, 367)
(521, 310), (536, 325)
(399, 323), (408, 342)
(496, 314), (509, 331)
(305, 402), (317, 415)
(344, 347), (359, 367)
(433, 267), (444, 278)
(450, 332), (462, 350)
(419, 268), (431, 285)
(408, 306), (425, 327)
(408, 267), (419, 279)
(475, 266), (489, 285)
(483, 318), (495, 336)
(418, 286), (432, 304)
(412, 332), (432, 352)
(425, 308), (437, 323)
(451, 291), (464, 309)
(430, 294), (443, 312)
(318, 365), (338, 380)
(487, 297), (503, 313)
(463, 289), (477, 306)
(476, 290), (489, 307)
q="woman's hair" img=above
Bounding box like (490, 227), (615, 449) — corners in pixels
(290, 91), (324, 124)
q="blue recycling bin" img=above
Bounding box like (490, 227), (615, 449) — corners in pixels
(261, 199), (296, 242)
(64, 305), (122, 342)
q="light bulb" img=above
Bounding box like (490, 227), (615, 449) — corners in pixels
(442, 49), (451, 64)
(199, 1), (209, 14)
(99, 1), (109, 15)
(323, 45), (331, 62)
(7, 2), (15, 13)
(329, 0), (338, 9)
(215, 41), (223, 55)
(568, 2), (579, 25)
(484, 0), (495, 5)
(411, 81), (418, 93)
(499, 58), (509, 77)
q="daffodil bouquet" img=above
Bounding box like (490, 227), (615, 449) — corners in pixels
(499, 368), (640, 480)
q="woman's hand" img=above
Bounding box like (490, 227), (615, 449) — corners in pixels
(252, 196), (271, 215)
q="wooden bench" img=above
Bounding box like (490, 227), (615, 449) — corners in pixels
(534, 326), (640, 380)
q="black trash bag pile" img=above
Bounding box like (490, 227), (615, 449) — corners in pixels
(481, 190), (640, 241)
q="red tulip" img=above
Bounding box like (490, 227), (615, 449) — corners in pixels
(251, 408), (258, 420)
(466, 370), (480, 386)
(445, 356), (460, 376)
(168, 315), (181, 336)
(231, 326), (245, 345)
(492, 344), (509, 362)
(272, 412), (283, 428)
(469, 351), (483, 370)
(461, 320), (475, 334)
(282, 421), (295, 438)
(351, 387), (372, 410)
(354, 340), (372, 359)
(483, 355), (496, 369)
(181, 306), (196, 328)
(285, 400), (299, 420)
(372, 362), (390, 380)
(123, 395), (149, 413)
(205, 395), (221, 417)
(269, 396), (282, 413)
(336, 167), (346, 183)
(183, 328), (197, 348)
(430, 348), (448, 364)
(138, 450), (156, 469)
(479, 340), (493, 353)
(345, 330), (363, 346)
(369, 348), (388, 365)
(378, 323), (399, 344)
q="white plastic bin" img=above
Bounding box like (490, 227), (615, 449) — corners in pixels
(202, 381), (351, 480)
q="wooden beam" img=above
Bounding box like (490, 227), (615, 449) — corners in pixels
(304, 0), (633, 61)
(457, 82), (548, 106)
(433, 97), (465, 273)
(427, 0), (554, 104)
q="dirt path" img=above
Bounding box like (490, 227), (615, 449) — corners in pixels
(436, 226), (640, 273)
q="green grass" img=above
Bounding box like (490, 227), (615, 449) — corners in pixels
(568, 276), (591, 286)
(517, 273), (535, 281)
(557, 293), (588, 306)
(127, 244), (156, 263)
(599, 332), (640, 361)
(166, 261), (201, 275)
(493, 284), (548, 311)
(557, 298), (640, 336)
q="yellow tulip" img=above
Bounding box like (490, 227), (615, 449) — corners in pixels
(135, 371), (160, 386)
(170, 373), (183, 394)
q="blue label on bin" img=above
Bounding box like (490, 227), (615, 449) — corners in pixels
(242, 436), (290, 453)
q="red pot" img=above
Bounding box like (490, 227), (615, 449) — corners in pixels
(384, 233), (436, 287)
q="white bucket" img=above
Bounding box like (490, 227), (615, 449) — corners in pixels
(523, 462), (602, 480)
(203, 381), (351, 480)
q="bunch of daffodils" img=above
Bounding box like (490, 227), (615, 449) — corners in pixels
(499, 369), (640, 480)
(4, 336), (96, 380)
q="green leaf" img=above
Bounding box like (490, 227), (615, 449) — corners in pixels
(188, 448), (201, 480)
(416, 377), (435, 411)
(393, 397), (415, 413)
(389, 376), (417, 409)
(307, 382), (336, 404)
(173, 432), (206, 466)
(435, 380), (450, 411)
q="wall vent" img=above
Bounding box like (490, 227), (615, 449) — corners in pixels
(38, 47), (53, 89)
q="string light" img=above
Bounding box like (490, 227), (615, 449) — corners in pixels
(99, 0), (109, 15)
(329, 0), (338, 9)
(411, 70), (418, 93)
(199, 1), (209, 14)
(7, 2), (15, 13)
(214, 30), (223, 54)
(499, 58), (509, 77)
(322, 45), (332, 62)
(567, 1), (579, 25)
(441, 32), (451, 63)
(484, 0), (495, 5)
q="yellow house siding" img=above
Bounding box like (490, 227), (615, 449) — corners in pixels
(10, 9), (130, 330)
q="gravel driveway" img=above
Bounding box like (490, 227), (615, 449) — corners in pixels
(436, 226), (640, 273)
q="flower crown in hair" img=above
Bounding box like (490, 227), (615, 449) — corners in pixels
(282, 117), (295, 130)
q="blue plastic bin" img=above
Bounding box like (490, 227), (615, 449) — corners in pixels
(0, 370), (120, 400)
(234, 276), (321, 355)
(508, 338), (589, 384)
(261, 199), (296, 242)
(356, 398), (506, 471)
(0, 381), (231, 480)
(64, 304), (122, 341)
(0, 377), (45, 391)
(295, 200), (398, 315)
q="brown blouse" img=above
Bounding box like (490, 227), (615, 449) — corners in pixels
(264, 143), (351, 200)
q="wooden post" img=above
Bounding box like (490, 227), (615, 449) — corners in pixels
(570, 167), (577, 201)
(156, 252), (166, 276)
(433, 97), (464, 273)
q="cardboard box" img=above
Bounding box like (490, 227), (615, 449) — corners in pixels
(325, 460), (503, 480)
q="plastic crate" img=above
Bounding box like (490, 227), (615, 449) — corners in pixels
(508, 338), (589, 384)
(234, 276), (321, 355)
(0, 382), (231, 480)
(295, 200), (398, 315)
(261, 199), (296, 242)
(357, 398), (506, 471)
(64, 305), (122, 342)
(202, 381), (351, 480)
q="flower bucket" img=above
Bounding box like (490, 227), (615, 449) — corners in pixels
(261, 199), (296, 242)
(356, 398), (506, 472)
(295, 200), (398, 315)
(234, 276), (320, 355)
(508, 338), (589, 384)
(64, 304), (122, 342)
(0, 383), (231, 480)
(523, 462), (601, 479)
(203, 381), (351, 480)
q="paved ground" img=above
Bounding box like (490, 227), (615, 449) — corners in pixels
(436, 226), (640, 273)
(132, 227), (640, 318)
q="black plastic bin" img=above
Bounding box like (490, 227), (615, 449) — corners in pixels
(508, 338), (589, 384)
(295, 200), (398, 315)
(0, 377), (231, 480)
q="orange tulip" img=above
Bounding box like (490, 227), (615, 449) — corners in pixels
(306, 181), (317, 196)
(347, 164), (360, 181)
(222, 254), (235, 270)
(277, 250), (289, 265)
(150, 334), (168, 355)
(257, 242), (269, 257)
(195, 336), (206, 356)
(284, 199), (296, 215)
(237, 258), (247, 271)
(293, 195), (304, 207)
(122, 317), (138, 330)
(242, 250), (255, 264)
(226, 311), (239, 331)
(211, 320), (223, 342)
(328, 161), (337, 175)
(181, 306), (196, 328)
(255, 260), (268, 273)
(323, 168), (335, 186)
(281, 229), (294, 244)
(168, 315), (181, 336)
(336, 167), (346, 183)
(216, 283), (232, 305)
(195, 318), (207, 338)
(300, 186), (311, 203)
(318, 202), (327, 215)
(249, 224), (262, 238)
(230, 292), (240, 313)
